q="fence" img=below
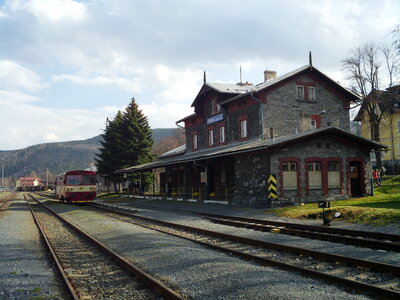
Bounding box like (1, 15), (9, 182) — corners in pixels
(125, 186), (235, 203)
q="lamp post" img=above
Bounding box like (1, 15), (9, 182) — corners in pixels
(1, 158), (4, 188)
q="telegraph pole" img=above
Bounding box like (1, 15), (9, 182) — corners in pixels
(1, 158), (4, 188)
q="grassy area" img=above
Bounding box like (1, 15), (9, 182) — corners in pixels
(268, 175), (400, 225)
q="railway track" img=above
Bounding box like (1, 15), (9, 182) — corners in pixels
(89, 202), (400, 299)
(142, 206), (400, 252)
(25, 194), (184, 300)
(0, 192), (16, 211)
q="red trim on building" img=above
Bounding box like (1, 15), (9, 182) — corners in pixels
(296, 81), (315, 101)
(278, 157), (301, 198)
(225, 96), (258, 113)
(238, 115), (248, 140)
(346, 157), (367, 195)
(184, 116), (204, 129)
(218, 124), (226, 145)
(310, 115), (321, 128)
(304, 157), (344, 196)
(191, 131), (198, 151)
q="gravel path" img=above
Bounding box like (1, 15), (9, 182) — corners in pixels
(44, 199), (373, 299)
(0, 193), (67, 299)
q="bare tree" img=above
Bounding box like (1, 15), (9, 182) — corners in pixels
(342, 42), (399, 168)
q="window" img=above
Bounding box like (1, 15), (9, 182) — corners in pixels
(208, 129), (214, 145)
(192, 134), (198, 150)
(219, 126), (225, 143)
(308, 86), (316, 100)
(66, 175), (80, 185)
(311, 119), (317, 129)
(210, 100), (221, 115)
(297, 85), (304, 100)
(240, 119), (247, 138)
(282, 161), (298, 189)
(328, 161), (340, 187)
(398, 121), (400, 133)
(307, 161), (322, 188)
(82, 175), (95, 185)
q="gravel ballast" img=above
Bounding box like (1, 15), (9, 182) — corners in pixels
(118, 200), (400, 267)
(44, 199), (375, 299)
(0, 194), (67, 299)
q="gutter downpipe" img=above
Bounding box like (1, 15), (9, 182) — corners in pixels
(193, 159), (207, 203)
(250, 92), (264, 139)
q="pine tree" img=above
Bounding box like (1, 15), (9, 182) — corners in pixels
(95, 112), (125, 192)
(119, 98), (154, 168)
(95, 98), (154, 192)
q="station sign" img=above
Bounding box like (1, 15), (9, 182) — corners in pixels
(207, 113), (224, 125)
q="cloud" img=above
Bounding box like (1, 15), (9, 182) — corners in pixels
(0, 90), (115, 150)
(9, 0), (87, 22)
(52, 74), (144, 94)
(141, 101), (194, 129)
(0, 60), (46, 92)
(154, 65), (202, 103)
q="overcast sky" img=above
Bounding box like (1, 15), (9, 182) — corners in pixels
(0, 0), (399, 150)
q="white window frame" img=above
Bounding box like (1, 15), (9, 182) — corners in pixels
(308, 86), (316, 100)
(210, 100), (221, 115)
(219, 126), (225, 143)
(192, 134), (198, 150)
(240, 119), (247, 138)
(297, 85), (304, 100)
(311, 119), (317, 129)
(208, 129), (214, 146)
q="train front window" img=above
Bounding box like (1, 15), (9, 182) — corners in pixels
(82, 175), (95, 185)
(66, 175), (81, 185)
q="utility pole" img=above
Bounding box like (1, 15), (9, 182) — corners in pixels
(1, 158), (4, 188)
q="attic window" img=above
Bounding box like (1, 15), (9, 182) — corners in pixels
(210, 100), (221, 115)
(297, 85), (304, 100)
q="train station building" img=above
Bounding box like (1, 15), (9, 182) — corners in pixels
(120, 62), (386, 207)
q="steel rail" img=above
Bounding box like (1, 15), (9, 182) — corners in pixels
(0, 200), (8, 210)
(194, 211), (400, 242)
(141, 205), (400, 251)
(204, 216), (400, 252)
(91, 202), (400, 299)
(27, 194), (184, 300)
(24, 194), (79, 300)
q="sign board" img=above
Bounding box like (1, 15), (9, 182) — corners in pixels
(268, 174), (277, 200)
(318, 201), (330, 208)
(207, 113), (224, 125)
(200, 171), (207, 183)
(153, 167), (166, 173)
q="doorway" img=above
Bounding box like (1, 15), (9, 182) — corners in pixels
(349, 161), (362, 196)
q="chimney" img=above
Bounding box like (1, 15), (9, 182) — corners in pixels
(264, 70), (276, 82)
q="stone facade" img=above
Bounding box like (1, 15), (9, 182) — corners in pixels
(262, 75), (351, 138)
(233, 151), (270, 207)
(124, 65), (384, 207)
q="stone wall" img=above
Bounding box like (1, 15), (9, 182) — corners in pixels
(226, 99), (261, 143)
(261, 75), (350, 138)
(233, 151), (270, 207)
(269, 135), (371, 206)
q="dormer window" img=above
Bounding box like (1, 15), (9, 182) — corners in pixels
(210, 100), (221, 115)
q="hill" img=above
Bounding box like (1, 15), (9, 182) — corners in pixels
(0, 128), (176, 183)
